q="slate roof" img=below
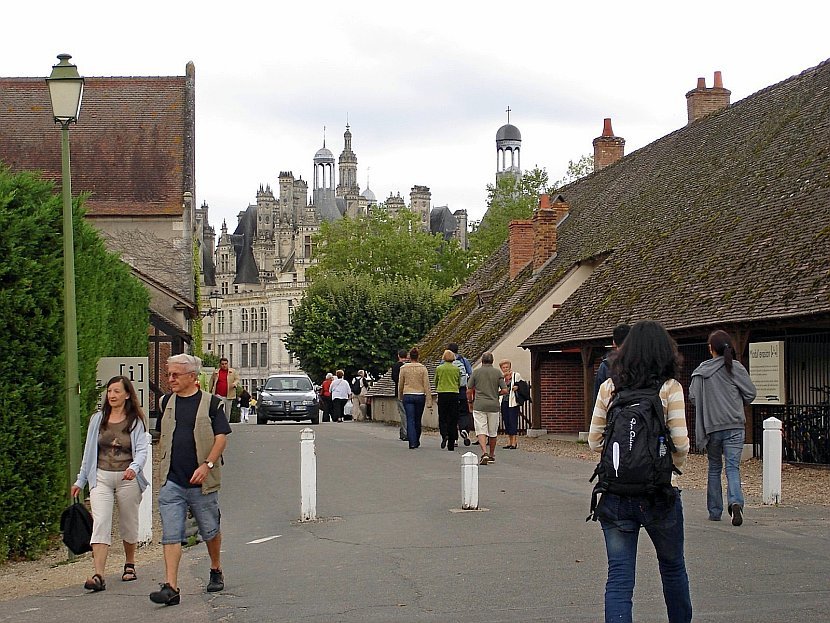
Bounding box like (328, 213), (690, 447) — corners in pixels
(0, 66), (195, 218)
(418, 58), (830, 363)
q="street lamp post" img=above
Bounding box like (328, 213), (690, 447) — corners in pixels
(201, 290), (223, 354)
(46, 54), (84, 500)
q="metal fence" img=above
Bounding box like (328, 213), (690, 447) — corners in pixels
(751, 404), (830, 465)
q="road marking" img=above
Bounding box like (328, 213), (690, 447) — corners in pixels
(247, 535), (282, 544)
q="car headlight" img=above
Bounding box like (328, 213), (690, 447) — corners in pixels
(261, 399), (273, 405)
(301, 400), (315, 406)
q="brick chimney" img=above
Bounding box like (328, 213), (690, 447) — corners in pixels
(592, 118), (625, 171)
(509, 219), (533, 279)
(532, 196), (559, 271)
(686, 71), (731, 125)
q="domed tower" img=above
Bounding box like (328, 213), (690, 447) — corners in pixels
(336, 123), (359, 198)
(496, 107), (522, 182)
(312, 135), (340, 221)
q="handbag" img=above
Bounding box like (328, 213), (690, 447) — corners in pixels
(60, 498), (93, 555)
(516, 379), (532, 405)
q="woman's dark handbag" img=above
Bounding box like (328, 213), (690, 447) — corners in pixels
(60, 499), (93, 555)
(516, 379), (532, 405)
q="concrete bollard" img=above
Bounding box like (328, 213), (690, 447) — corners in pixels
(138, 432), (153, 544)
(763, 417), (783, 504)
(461, 452), (479, 510)
(300, 428), (317, 521)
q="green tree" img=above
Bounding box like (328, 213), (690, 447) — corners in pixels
(308, 207), (469, 289)
(467, 167), (549, 266)
(284, 274), (452, 381)
(551, 154), (594, 190)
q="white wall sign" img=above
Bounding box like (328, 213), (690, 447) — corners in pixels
(749, 341), (785, 405)
(96, 357), (150, 411)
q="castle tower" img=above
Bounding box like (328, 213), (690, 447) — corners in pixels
(496, 107), (522, 182)
(312, 134), (340, 221)
(336, 123), (359, 198)
(409, 185), (431, 231)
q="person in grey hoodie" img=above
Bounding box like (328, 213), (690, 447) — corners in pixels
(689, 330), (757, 526)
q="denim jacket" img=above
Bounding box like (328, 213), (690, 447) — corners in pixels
(74, 411), (150, 493)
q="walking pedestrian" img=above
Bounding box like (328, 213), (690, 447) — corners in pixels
(150, 354), (231, 607)
(435, 349), (461, 450)
(467, 352), (507, 464)
(330, 370), (350, 423)
(209, 357), (239, 420)
(391, 349), (409, 441)
(448, 343), (473, 446)
(71, 376), (149, 592)
(320, 373), (334, 423)
(588, 320), (692, 623)
(238, 387), (252, 423)
(689, 329), (757, 525)
(398, 348), (433, 449)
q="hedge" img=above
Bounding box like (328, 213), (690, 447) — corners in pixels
(0, 166), (149, 561)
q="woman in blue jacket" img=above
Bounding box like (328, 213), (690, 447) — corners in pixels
(71, 376), (149, 591)
(690, 330), (757, 526)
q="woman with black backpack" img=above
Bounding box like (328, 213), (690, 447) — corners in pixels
(588, 320), (692, 623)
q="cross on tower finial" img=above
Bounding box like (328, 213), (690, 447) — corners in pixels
(506, 106), (511, 124)
(323, 125), (326, 148)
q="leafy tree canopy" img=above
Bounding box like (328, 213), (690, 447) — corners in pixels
(467, 167), (549, 266)
(284, 274), (452, 381)
(307, 207), (469, 289)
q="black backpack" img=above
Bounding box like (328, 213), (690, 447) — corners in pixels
(587, 386), (681, 521)
(60, 500), (93, 555)
(351, 378), (362, 395)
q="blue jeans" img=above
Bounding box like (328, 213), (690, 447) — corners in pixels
(598, 492), (692, 623)
(158, 480), (221, 545)
(402, 394), (426, 448)
(706, 428), (745, 518)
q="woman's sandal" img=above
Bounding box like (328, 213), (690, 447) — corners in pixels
(122, 563), (137, 582)
(83, 573), (106, 591)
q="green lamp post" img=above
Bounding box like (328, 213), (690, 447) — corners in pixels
(46, 53), (84, 499)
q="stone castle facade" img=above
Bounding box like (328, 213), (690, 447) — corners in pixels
(201, 125), (468, 391)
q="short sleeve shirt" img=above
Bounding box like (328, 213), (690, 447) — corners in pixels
(161, 391), (231, 488)
(468, 365), (506, 412)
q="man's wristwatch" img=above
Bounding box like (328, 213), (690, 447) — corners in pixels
(204, 460), (214, 469)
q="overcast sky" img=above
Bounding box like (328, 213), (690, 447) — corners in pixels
(4, 2), (829, 229)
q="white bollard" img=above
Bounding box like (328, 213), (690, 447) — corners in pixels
(300, 428), (317, 521)
(763, 417), (783, 504)
(138, 432), (153, 544)
(461, 452), (479, 510)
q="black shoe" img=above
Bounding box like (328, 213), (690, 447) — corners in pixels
(459, 429), (469, 441)
(207, 568), (225, 592)
(730, 504), (743, 526)
(150, 582), (181, 606)
(463, 438), (471, 446)
(441, 438), (447, 449)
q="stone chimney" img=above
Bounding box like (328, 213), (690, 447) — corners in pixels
(592, 118), (625, 171)
(509, 219), (533, 279)
(686, 71), (731, 125)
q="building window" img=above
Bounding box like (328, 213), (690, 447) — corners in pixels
(304, 235), (315, 259)
(251, 343), (258, 368)
(242, 308), (248, 332)
(219, 344), (225, 358)
(221, 281), (228, 295)
(260, 307), (267, 331)
(241, 343), (248, 368)
(228, 310), (233, 333)
(288, 300), (294, 323)
(218, 311), (225, 333)
(251, 308), (258, 332)
(229, 344), (233, 368)
(261, 342), (267, 367)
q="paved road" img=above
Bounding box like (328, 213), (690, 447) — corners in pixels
(3, 421), (829, 622)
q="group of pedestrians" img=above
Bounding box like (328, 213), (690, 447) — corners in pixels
(319, 369), (373, 422)
(69, 321), (756, 621)
(588, 321), (756, 622)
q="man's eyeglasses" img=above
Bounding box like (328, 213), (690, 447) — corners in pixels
(167, 371), (195, 380)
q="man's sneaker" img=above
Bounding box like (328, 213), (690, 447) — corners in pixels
(207, 568), (225, 592)
(459, 429), (468, 441)
(150, 582), (181, 606)
(488, 454), (496, 464)
(479, 454), (490, 465)
(730, 504), (743, 526)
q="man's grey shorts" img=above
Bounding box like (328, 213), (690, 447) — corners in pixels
(158, 480), (221, 545)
